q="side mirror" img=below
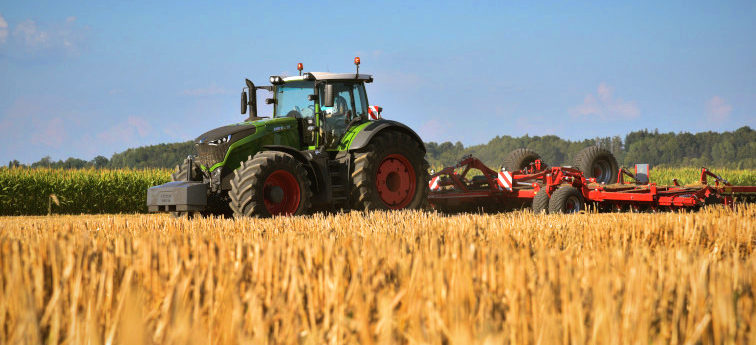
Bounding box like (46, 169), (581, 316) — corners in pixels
(323, 84), (334, 107)
(265, 98), (276, 105)
(241, 91), (248, 114)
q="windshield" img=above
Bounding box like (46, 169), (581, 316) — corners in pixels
(274, 81), (316, 118)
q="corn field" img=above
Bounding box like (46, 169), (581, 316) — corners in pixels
(1, 167), (754, 216)
(0, 168), (170, 215)
(1, 206), (754, 344)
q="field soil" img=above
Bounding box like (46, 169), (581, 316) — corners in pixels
(1, 207), (754, 344)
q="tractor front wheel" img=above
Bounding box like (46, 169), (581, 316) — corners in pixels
(351, 131), (429, 211)
(229, 151), (312, 218)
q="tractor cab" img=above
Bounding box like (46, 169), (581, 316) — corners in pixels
(259, 72), (374, 151)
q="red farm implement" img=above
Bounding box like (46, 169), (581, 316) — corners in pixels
(427, 147), (756, 214)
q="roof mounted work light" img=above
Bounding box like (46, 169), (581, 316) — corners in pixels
(269, 76), (284, 85)
(302, 72), (315, 81)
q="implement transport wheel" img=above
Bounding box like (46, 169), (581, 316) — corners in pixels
(351, 131), (429, 211)
(229, 151), (312, 218)
(532, 186), (550, 214)
(548, 186), (585, 214)
(573, 146), (619, 184)
(503, 148), (547, 172)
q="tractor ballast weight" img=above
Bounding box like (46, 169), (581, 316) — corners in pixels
(147, 60), (430, 217)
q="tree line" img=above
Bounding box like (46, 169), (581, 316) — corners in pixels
(9, 126), (755, 170)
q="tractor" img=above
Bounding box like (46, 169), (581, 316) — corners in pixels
(147, 58), (429, 217)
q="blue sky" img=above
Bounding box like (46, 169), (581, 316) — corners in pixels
(1, 1), (754, 163)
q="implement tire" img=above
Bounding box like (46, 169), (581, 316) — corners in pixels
(548, 186), (585, 214)
(573, 146), (619, 184)
(503, 148), (547, 172)
(229, 151), (312, 218)
(532, 186), (550, 214)
(351, 131), (429, 211)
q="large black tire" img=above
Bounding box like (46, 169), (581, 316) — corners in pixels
(573, 146), (619, 184)
(351, 131), (429, 211)
(229, 151), (312, 218)
(548, 186), (585, 214)
(503, 148), (547, 172)
(532, 186), (550, 214)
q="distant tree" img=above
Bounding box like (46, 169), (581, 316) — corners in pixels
(8, 160), (22, 168)
(23, 126), (755, 170)
(91, 155), (109, 169)
(32, 156), (53, 168)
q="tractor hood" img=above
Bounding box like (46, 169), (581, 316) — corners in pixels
(194, 122), (258, 144)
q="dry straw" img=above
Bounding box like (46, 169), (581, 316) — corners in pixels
(0, 206), (754, 344)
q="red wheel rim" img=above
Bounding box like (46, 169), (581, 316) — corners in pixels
(375, 154), (416, 209)
(263, 170), (301, 216)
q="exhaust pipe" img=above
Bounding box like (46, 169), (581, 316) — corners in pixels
(245, 78), (258, 120)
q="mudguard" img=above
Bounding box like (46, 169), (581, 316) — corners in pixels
(348, 120), (425, 152)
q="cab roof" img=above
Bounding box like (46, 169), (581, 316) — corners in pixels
(283, 72), (373, 82)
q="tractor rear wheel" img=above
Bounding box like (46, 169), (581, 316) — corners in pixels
(503, 148), (547, 172)
(532, 186), (550, 214)
(573, 146), (619, 184)
(229, 151), (312, 218)
(548, 186), (585, 214)
(351, 131), (429, 211)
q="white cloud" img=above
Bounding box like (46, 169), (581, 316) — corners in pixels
(3, 15), (87, 55)
(569, 82), (640, 119)
(0, 13), (8, 44)
(14, 20), (50, 48)
(419, 119), (451, 142)
(96, 116), (152, 144)
(705, 96), (732, 122)
(182, 84), (228, 96)
(31, 117), (67, 147)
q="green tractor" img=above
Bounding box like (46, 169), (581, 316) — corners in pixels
(147, 59), (429, 217)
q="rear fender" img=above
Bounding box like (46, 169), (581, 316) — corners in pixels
(346, 120), (426, 152)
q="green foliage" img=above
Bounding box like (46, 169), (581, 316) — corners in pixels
(0, 168), (171, 215)
(107, 141), (195, 169)
(426, 126), (754, 170)
(13, 126), (756, 172)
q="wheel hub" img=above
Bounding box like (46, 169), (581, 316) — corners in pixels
(266, 186), (284, 204)
(592, 160), (612, 183)
(375, 154), (416, 209)
(263, 170), (301, 216)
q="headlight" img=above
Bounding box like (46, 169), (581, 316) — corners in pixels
(207, 135), (231, 146)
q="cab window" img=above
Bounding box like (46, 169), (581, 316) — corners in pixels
(274, 81), (316, 118)
(352, 83), (368, 118)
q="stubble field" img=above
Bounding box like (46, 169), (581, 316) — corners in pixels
(1, 206), (754, 344)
